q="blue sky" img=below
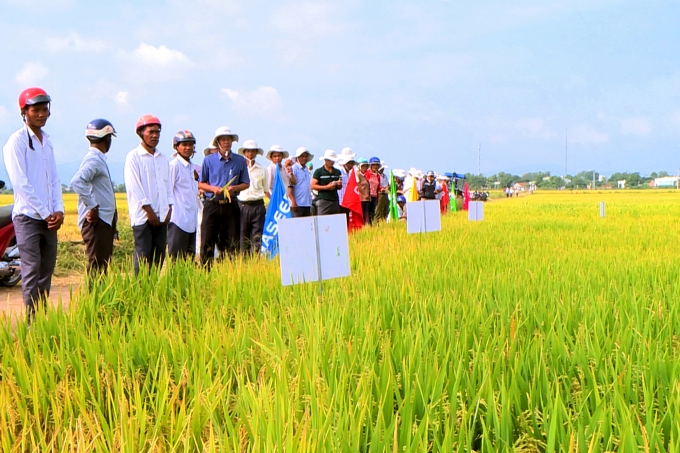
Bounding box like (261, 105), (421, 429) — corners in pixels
(1, 0), (679, 185)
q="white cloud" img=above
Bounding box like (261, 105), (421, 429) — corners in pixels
(14, 61), (49, 86)
(114, 91), (130, 106)
(46, 32), (107, 52)
(272, 2), (344, 37)
(0, 106), (12, 125)
(620, 117), (652, 135)
(121, 43), (194, 83)
(570, 124), (609, 145)
(515, 117), (553, 139)
(221, 86), (282, 117)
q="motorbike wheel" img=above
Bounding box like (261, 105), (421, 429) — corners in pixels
(1, 272), (21, 287)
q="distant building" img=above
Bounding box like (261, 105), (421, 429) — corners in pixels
(598, 175), (607, 182)
(617, 180), (626, 189)
(652, 176), (679, 188)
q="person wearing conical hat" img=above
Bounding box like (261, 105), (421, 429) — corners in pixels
(237, 140), (268, 255)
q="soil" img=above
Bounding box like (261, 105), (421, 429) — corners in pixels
(0, 275), (79, 317)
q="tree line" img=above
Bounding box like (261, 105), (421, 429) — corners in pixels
(463, 171), (675, 190)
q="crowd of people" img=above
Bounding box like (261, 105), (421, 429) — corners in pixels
(2, 87), (455, 319)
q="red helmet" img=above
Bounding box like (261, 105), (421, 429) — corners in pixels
(135, 114), (161, 132)
(18, 87), (51, 110)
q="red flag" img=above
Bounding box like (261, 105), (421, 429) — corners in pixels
(341, 169), (363, 232)
(463, 181), (470, 211)
(440, 183), (450, 214)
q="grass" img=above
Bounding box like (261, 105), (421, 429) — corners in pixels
(1, 190), (680, 451)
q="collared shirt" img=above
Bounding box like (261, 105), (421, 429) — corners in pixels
(357, 171), (370, 201)
(124, 144), (174, 227)
(200, 151), (250, 200)
(169, 155), (200, 233)
(312, 166), (341, 202)
(265, 163), (290, 196)
(238, 160), (268, 202)
(70, 147), (116, 228)
(3, 125), (64, 220)
(290, 162), (312, 207)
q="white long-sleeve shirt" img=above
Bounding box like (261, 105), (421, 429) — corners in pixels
(70, 147), (116, 228)
(2, 125), (64, 220)
(124, 144), (174, 227)
(168, 155), (199, 233)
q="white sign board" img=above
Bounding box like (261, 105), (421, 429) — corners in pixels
(406, 200), (441, 234)
(468, 201), (484, 221)
(278, 214), (351, 286)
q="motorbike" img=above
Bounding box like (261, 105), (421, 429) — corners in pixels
(0, 181), (21, 287)
(470, 191), (489, 202)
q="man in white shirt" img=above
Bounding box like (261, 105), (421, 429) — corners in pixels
(168, 130), (200, 262)
(124, 115), (174, 275)
(237, 140), (268, 254)
(70, 119), (118, 276)
(2, 87), (64, 319)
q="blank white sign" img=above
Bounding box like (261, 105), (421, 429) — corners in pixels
(278, 214), (351, 286)
(468, 201), (485, 221)
(407, 200), (441, 234)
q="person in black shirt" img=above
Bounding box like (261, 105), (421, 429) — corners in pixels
(311, 149), (343, 215)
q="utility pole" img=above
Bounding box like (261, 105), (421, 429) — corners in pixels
(478, 143), (481, 175)
(565, 127), (568, 178)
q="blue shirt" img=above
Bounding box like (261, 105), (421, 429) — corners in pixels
(291, 162), (312, 207)
(200, 151), (250, 200)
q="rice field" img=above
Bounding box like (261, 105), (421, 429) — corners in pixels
(2, 190), (680, 451)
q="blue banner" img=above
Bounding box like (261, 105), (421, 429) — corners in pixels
(260, 169), (292, 258)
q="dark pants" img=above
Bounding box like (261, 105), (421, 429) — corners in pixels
(375, 192), (390, 222)
(239, 201), (266, 255)
(168, 222), (196, 262)
(361, 201), (371, 225)
(368, 196), (378, 224)
(314, 199), (340, 216)
(81, 218), (115, 275)
(339, 206), (350, 227)
(201, 200), (240, 265)
(132, 222), (167, 275)
(292, 206), (311, 218)
(13, 215), (57, 317)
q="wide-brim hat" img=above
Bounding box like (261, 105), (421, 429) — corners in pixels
(203, 145), (217, 156)
(319, 149), (338, 162)
(413, 170), (424, 179)
(266, 145), (289, 160)
(211, 126), (238, 147)
(295, 147), (314, 159)
(338, 147), (357, 162)
(392, 169), (406, 178)
(237, 139), (263, 156)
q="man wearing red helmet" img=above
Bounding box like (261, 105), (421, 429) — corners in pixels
(124, 115), (174, 274)
(2, 87), (64, 319)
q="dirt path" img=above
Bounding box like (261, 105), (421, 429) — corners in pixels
(0, 276), (80, 316)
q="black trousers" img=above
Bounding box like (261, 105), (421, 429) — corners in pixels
(368, 196), (378, 224)
(314, 199), (340, 216)
(132, 222), (167, 275)
(361, 201), (371, 225)
(81, 218), (115, 275)
(167, 222), (196, 262)
(292, 206), (311, 218)
(239, 201), (266, 255)
(201, 200), (240, 264)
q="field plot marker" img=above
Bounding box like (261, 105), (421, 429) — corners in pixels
(468, 201), (484, 221)
(278, 214), (351, 292)
(600, 201), (605, 218)
(407, 200), (441, 234)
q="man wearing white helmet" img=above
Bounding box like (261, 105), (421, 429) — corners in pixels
(198, 126), (250, 264)
(237, 140), (268, 255)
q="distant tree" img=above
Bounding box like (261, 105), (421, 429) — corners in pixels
(114, 183), (126, 193)
(658, 171), (669, 177)
(537, 176), (565, 189)
(650, 172), (658, 179)
(464, 173), (488, 190)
